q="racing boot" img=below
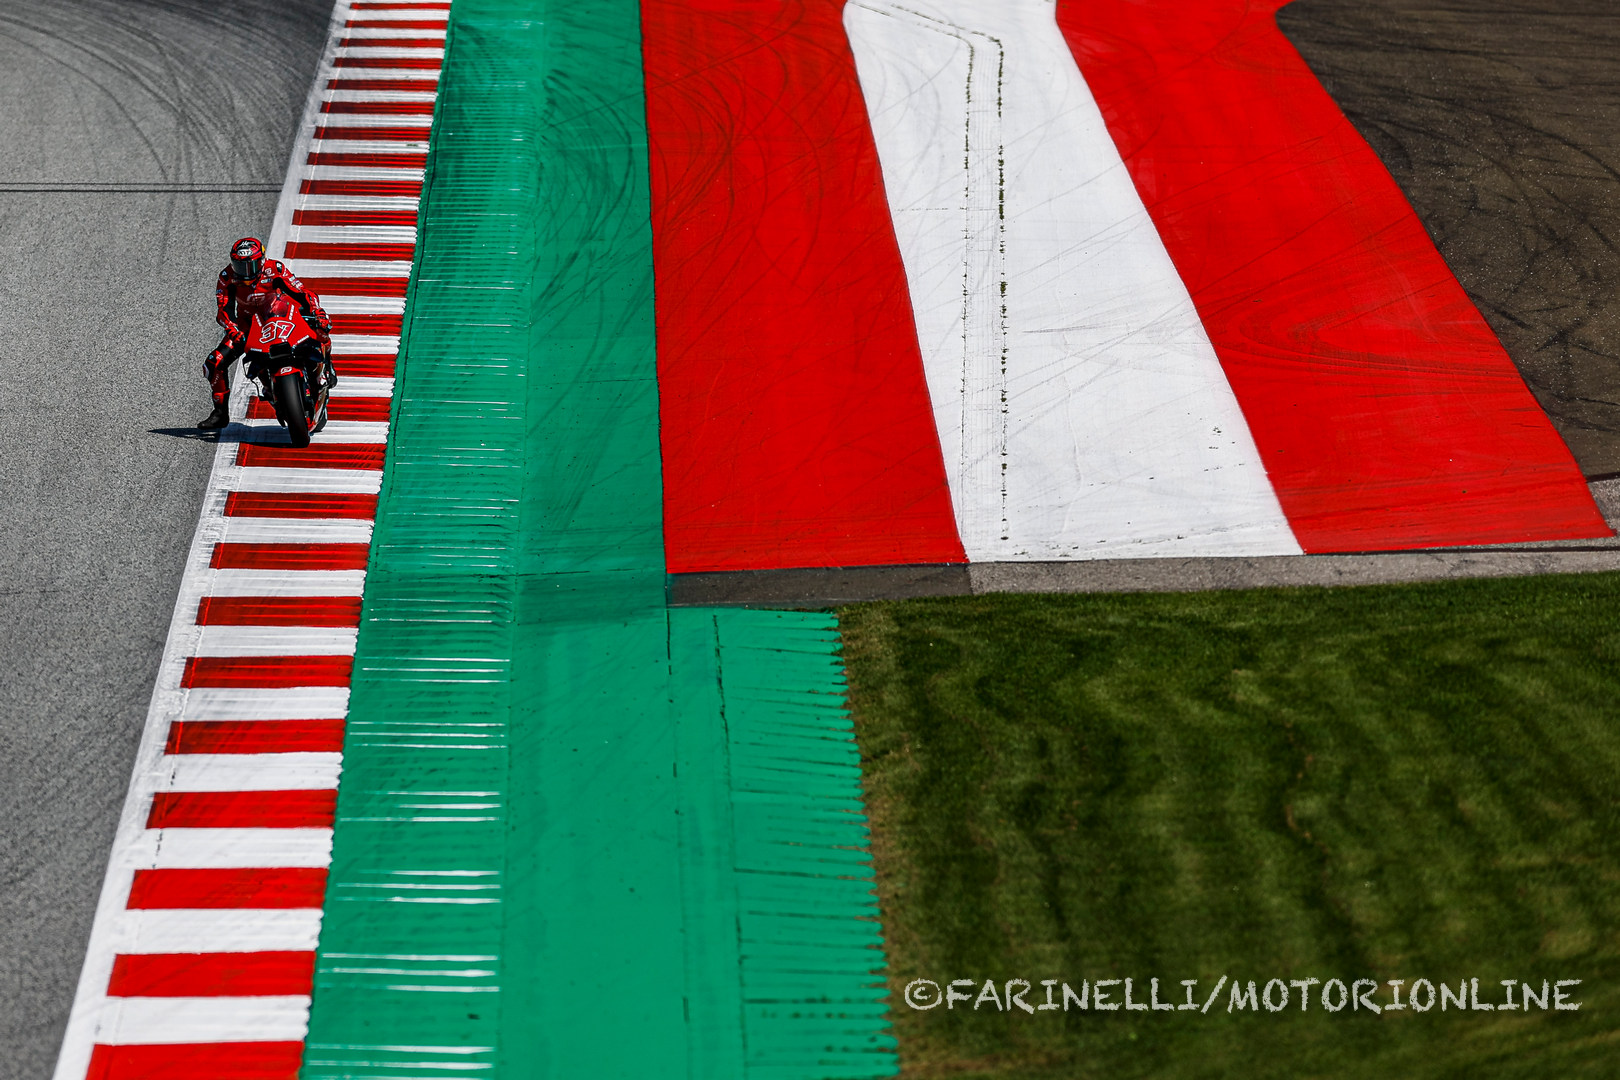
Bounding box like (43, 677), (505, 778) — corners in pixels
(197, 401), (230, 430)
(200, 351), (232, 430)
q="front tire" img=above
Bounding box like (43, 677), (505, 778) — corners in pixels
(274, 371), (310, 448)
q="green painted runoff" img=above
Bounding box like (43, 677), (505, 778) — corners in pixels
(300, 3), (896, 1077)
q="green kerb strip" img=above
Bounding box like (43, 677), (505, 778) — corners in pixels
(301, 2), (898, 1077)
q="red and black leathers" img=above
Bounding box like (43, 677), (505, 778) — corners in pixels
(205, 259), (333, 406)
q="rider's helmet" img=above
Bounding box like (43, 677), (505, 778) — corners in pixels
(230, 237), (265, 281)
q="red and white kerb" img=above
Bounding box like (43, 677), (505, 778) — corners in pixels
(53, 3), (446, 1078)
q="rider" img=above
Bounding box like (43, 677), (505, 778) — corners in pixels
(198, 236), (336, 429)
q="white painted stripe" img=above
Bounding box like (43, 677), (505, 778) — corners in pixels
(110, 910), (324, 955)
(181, 688), (352, 721)
(315, 115), (432, 130)
(321, 89), (438, 103)
(346, 17), (448, 26)
(304, 165), (426, 182)
(287, 258), (412, 278)
(341, 26), (446, 39)
(328, 66), (441, 80)
(312, 106), (434, 119)
(289, 223), (418, 243)
(228, 465), (384, 492)
(337, 46), (445, 58)
(311, 137), (429, 153)
(192, 626), (359, 657)
(119, 829), (334, 870)
(345, 7), (448, 18)
(208, 571), (368, 598)
(295, 194), (420, 211)
(90, 997), (312, 1045)
(157, 754), (344, 793)
(311, 133), (427, 151)
(219, 517), (375, 544)
(285, 259), (411, 278)
(843, 1), (1300, 559)
(52, 1), (379, 1073)
(330, 377), (396, 397)
(322, 295), (407, 315)
(331, 333), (401, 354)
(242, 418), (391, 443)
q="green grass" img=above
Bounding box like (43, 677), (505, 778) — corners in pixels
(839, 573), (1620, 1079)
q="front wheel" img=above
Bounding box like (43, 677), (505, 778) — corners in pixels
(274, 371), (310, 448)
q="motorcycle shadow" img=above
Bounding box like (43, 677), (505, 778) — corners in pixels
(147, 422), (274, 445)
(149, 426), (230, 443)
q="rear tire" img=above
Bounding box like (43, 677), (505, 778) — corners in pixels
(274, 371), (310, 448)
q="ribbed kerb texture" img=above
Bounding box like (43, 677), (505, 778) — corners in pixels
(302, 3), (897, 1076)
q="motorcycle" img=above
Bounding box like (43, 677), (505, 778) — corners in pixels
(242, 292), (331, 448)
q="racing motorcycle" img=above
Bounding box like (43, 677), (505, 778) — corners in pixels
(243, 291), (331, 448)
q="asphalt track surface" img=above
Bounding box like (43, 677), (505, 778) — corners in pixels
(1280, 0), (1620, 477)
(0, 1), (330, 1072)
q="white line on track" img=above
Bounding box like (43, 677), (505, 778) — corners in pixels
(315, 114), (433, 128)
(311, 139), (429, 154)
(218, 517), (377, 543)
(110, 910), (326, 954)
(288, 224), (419, 243)
(330, 333), (402, 354)
(336, 47), (445, 59)
(343, 29), (446, 39)
(91, 997), (313, 1044)
(303, 166), (426, 182)
(295, 195), (421, 211)
(157, 755), (345, 792)
(121, 829), (336, 870)
(329, 376), (396, 396)
(226, 465), (385, 492)
(192, 626), (359, 656)
(208, 571), (369, 597)
(329, 67), (442, 81)
(180, 688), (353, 720)
(343, 9), (449, 20)
(322, 296), (408, 314)
(341, 27), (447, 39)
(321, 90), (438, 102)
(287, 259), (413, 278)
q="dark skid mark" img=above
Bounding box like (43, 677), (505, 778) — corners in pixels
(1278, 0), (1620, 474)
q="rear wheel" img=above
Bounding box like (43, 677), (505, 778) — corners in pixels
(274, 371), (310, 448)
